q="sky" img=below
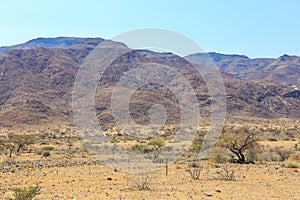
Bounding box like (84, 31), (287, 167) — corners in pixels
(0, 0), (299, 58)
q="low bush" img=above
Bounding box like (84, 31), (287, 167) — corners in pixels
(10, 185), (41, 200)
(271, 154), (282, 162)
(130, 174), (151, 190)
(217, 164), (236, 181)
(131, 144), (152, 153)
(42, 151), (50, 157)
(42, 146), (54, 151)
(284, 160), (300, 168)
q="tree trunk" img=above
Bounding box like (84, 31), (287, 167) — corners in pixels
(16, 144), (23, 153)
(9, 149), (13, 158)
(238, 149), (245, 162)
(239, 153), (245, 163)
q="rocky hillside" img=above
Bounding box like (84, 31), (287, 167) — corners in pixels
(0, 38), (299, 128)
(186, 52), (300, 88)
(0, 37), (104, 54)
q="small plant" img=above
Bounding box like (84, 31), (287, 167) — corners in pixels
(186, 161), (203, 180)
(284, 160), (300, 168)
(42, 151), (50, 157)
(10, 185), (41, 200)
(271, 154), (282, 162)
(275, 147), (292, 161)
(131, 144), (151, 153)
(148, 138), (165, 151)
(42, 146), (54, 151)
(65, 153), (76, 159)
(130, 173), (151, 190)
(190, 144), (202, 153)
(218, 164), (236, 181)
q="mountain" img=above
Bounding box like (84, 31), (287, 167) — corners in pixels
(0, 38), (300, 129)
(0, 37), (104, 54)
(185, 52), (300, 88)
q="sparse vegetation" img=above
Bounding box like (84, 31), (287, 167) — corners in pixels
(130, 174), (151, 190)
(0, 121), (299, 198)
(186, 161), (203, 180)
(218, 164), (236, 181)
(222, 127), (260, 163)
(148, 138), (165, 151)
(42, 146), (54, 151)
(284, 160), (300, 168)
(0, 133), (35, 157)
(10, 185), (41, 200)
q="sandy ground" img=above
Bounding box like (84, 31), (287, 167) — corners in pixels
(1, 160), (299, 200)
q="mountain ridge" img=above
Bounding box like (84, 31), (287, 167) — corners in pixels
(186, 52), (300, 88)
(0, 37), (299, 129)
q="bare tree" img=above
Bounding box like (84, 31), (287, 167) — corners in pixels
(223, 127), (259, 163)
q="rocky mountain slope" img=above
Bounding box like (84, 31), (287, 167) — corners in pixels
(0, 38), (299, 128)
(186, 52), (300, 88)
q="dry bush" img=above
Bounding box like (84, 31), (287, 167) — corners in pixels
(217, 164), (236, 181)
(208, 147), (228, 163)
(289, 151), (300, 162)
(186, 162), (203, 180)
(274, 147), (293, 161)
(130, 173), (152, 190)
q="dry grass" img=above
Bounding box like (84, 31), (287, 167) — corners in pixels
(0, 119), (299, 199)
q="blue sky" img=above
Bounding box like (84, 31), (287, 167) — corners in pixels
(1, 0), (299, 58)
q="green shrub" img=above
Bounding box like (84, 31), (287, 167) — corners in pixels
(11, 185), (41, 200)
(42, 146), (54, 151)
(271, 154), (282, 162)
(284, 160), (300, 168)
(65, 153), (76, 159)
(190, 144), (202, 153)
(148, 138), (165, 151)
(131, 144), (152, 153)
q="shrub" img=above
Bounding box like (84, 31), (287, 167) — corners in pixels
(284, 160), (300, 168)
(271, 154), (282, 162)
(275, 147), (292, 161)
(209, 147), (228, 163)
(131, 144), (152, 153)
(10, 185), (41, 200)
(148, 138), (165, 151)
(186, 162), (203, 180)
(190, 144), (202, 153)
(65, 153), (76, 159)
(130, 174), (151, 190)
(217, 164), (236, 181)
(289, 152), (300, 161)
(42, 151), (50, 157)
(42, 146), (54, 151)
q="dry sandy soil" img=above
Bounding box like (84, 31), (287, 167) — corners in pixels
(0, 120), (299, 200)
(0, 156), (299, 200)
